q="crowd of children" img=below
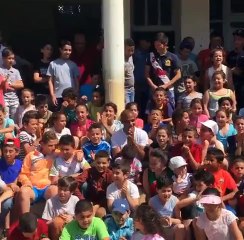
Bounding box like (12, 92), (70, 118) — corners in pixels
(0, 29), (243, 240)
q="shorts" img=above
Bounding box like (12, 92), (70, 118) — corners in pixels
(33, 186), (48, 203)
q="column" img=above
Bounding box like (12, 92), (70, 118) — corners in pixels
(124, 0), (131, 38)
(102, 0), (125, 114)
(179, 0), (210, 54)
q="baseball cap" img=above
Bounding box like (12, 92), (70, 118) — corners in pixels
(112, 199), (130, 214)
(3, 138), (20, 149)
(233, 28), (244, 37)
(199, 195), (222, 205)
(201, 120), (218, 135)
(169, 156), (187, 171)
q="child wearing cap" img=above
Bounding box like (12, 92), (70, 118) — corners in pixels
(104, 199), (133, 240)
(195, 187), (242, 240)
(8, 212), (49, 240)
(0, 138), (22, 232)
(169, 156), (192, 197)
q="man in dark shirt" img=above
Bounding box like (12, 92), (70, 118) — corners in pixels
(145, 32), (181, 106)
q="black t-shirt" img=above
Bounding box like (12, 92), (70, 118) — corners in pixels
(33, 60), (50, 94)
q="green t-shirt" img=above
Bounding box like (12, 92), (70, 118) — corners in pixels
(60, 217), (109, 240)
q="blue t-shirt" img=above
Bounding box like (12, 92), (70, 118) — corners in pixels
(216, 124), (237, 150)
(104, 216), (134, 240)
(82, 140), (111, 163)
(0, 158), (22, 184)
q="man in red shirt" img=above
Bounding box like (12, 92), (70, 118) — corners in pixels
(8, 212), (49, 240)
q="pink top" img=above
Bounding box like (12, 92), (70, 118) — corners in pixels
(0, 75), (5, 106)
(142, 234), (165, 240)
(70, 119), (94, 137)
(189, 114), (209, 129)
(135, 118), (144, 129)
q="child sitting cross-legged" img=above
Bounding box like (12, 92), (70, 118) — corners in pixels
(149, 177), (185, 240)
(60, 199), (110, 240)
(42, 176), (79, 240)
(104, 199), (134, 240)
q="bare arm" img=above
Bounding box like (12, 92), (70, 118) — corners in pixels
(203, 70), (210, 92)
(142, 169), (150, 201)
(145, 65), (157, 90)
(203, 90), (210, 118)
(229, 220), (243, 240)
(222, 188), (238, 202)
(33, 71), (48, 83)
(11, 80), (24, 90)
(230, 90), (237, 113)
(168, 69), (181, 87)
(0, 124), (14, 135)
(226, 67), (234, 91)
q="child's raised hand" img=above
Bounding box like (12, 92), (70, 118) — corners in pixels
(100, 112), (108, 126)
(62, 100), (69, 108)
(80, 95), (88, 103)
(75, 150), (84, 162)
(182, 144), (190, 155)
(121, 181), (129, 197)
(90, 151), (95, 161)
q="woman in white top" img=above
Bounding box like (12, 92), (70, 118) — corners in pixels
(204, 48), (234, 91)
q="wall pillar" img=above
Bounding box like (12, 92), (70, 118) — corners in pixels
(102, 0), (125, 114)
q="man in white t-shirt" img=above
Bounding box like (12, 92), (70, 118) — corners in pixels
(111, 110), (148, 159)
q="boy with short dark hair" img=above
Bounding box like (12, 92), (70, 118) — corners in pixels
(35, 94), (52, 125)
(17, 131), (59, 215)
(124, 38), (135, 104)
(82, 123), (111, 163)
(0, 138), (22, 231)
(107, 159), (140, 211)
(60, 199), (110, 240)
(204, 147), (238, 201)
(75, 150), (113, 218)
(8, 212), (49, 240)
(43, 176), (79, 240)
(19, 110), (40, 160)
(104, 198), (133, 240)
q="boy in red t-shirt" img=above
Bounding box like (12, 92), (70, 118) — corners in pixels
(171, 126), (202, 172)
(204, 147), (238, 202)
(8, 212), (49, 240)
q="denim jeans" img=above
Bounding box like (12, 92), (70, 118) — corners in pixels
(0, 198), (13, 228)
(125, 87), (135, 104)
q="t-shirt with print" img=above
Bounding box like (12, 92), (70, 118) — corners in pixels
(42, 195), (79, 221)
(60, 217), (109, 240)
(0, 66), (22, 102)
(45, 127), (71, 140)
(196, 208), (237, 240)
(149, 194), (178, 217)
(106, 181), (140, 203)
(50, 156), (90, 177)
(46, 58), (80, 98)
(19, 130), (37, 160)
(125, 56), (135, 89)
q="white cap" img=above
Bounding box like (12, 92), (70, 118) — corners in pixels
(169, 156), (187, 171)
(201, 120), (219, 135)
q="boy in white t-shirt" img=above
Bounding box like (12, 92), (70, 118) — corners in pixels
(106, 159), (140, 212)
(42, 176), (79, 240)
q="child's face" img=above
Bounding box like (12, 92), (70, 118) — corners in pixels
(92, 92), (103, 106)
(149, 156), (165, 173)
(63, 97), (77, 108)
(112, 211), (130, 226)
(154, 41), (167, 53)
(216, 111), (228, 126)
(200, 126), (213, 140)
(191, 103), (203, 116)
(204, 154), (220, 172)
(76, 106), (88, 122)
(134, 219), (145, 234)
(153, 91), (165, 106)
(129, 105), (139, 118)
(213, 74), (225, 89)
(182, 130), (195, 146)
(41, 139), (58, 155)
(125, 45), (135, 58)
(104, 106), (116, 120)
(180, 48), (191, 60)
(24, 118), (38, 134)
(179, 112), (190, 127)
(37, 104), (48, 116)
(54, 115), (67, 130)
(220, 100), (232, 112)
(59, 144), (74, 160)
(194, 180), (208, 193)
(203, 203), (221, 215)
(213, 50), (223, 64)
(3, 146), (18, 164)
(150, 110), (162, 124)
(3, 54), (15, 67)
(184, 78), (196, 92)
(0, 110), (5, 124)
(95, 157), (110, 173)
(231, 161), (244, 179)
(112, 168), (127, 183)
(235, 119), (244, 134)
(58, 187), (72, 203)
(174, 165), (187, 176)
(41, 44), (53, 59)
(157, 186), (173, 202)
(21, 91), (33, 106)
(88, 128), (102, 145)
(156, 129), (169, 147)
(60, 44), (72, 59)
(76, 210), (94, 229)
